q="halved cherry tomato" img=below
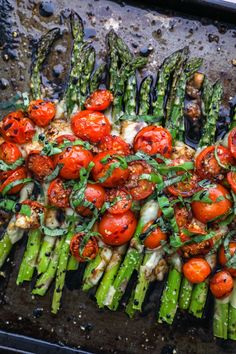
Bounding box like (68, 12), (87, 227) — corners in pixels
(16, 199), (44, 229)
(142, 221), (167, 249)
(210, 270), (234, 299)
(71, 110), (111, 143)
(0, 111), (35, 144)
(76, 183), (106, 216)
(195, 145), (234, 180)
(183, 257), (211, 283)
(218, 241), (236, 277)
(228, 128), (236, 159)
(70, 233), (98, 262)
(191, 184), (232, 223)
(0, 167), (27, 195)
(167, 173), (200, 198)
(106, 188), (132, 215)
(47, 178), (71, 208)
(227, 171), (236, 194)
(56, 134), (76, 144)
(133, 126), (172, 158)
(27, 152), (54, 182)
(125, 160), (154, 200)
(54, 145), (93, 180)
(84, 89), (113, 111)
(98, 210), (137, 246)
(98, 135), (131, 155)
(0, 142), (22, 180)
(174, 205), (191, 229)
(28, 99), (56, 127)
(92, 150), (129, 188)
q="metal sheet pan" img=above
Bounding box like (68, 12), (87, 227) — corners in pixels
(0, 1), (236, 353)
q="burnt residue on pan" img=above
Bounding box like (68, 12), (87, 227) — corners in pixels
(0, 1), (236, 354)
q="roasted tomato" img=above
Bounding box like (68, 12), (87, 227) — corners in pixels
(227, 172), (236, 194)
(0, 167), (27, 195)
(174, 205), (191, 229)
(167, 173), (200, 198)
(56, 134), (76, 144)
(228, 128), (236, 159)
(76, 183), (106, 216)
(54, 145), (93, 180)
(48, 178), (71, 208)
(133, 126), (172, 158)
(98, 210), (137, 246)
(28, 99), (56, 127)
(142, 221), (167, 249)
(191, 184), (232, 223)
(98, 135), (131, 155)
(0, 111), (35, 144)
(106, 188), (132, 215)
(218, 242), (236, 277)
(16, 199), (44, 229)
(70, 232), (98, 262)
(210, 270), (234, 299)
(0, 142), (22, 180)
(92, 150), (129, 188)
(27, 152), (54, 182)
(195, 145), (234, 180)
(84, 89), (113, 111)
(183, 257), (211, 284)
(125, 160), (154, 200)
(71, 110), (111, 143)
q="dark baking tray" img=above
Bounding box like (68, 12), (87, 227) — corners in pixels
(0, 0), (236, 353)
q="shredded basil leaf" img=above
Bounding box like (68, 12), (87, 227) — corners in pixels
(1, 178), (32, 196)
(0, 158), (24, 171)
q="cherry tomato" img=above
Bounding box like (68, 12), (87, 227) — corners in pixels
(98, 135), (131, 155)
(84, 89), (113, 111)
(27, 152), (54, 181)
(98, 210), (137, 246)
(92, 150), (129, 188)
(218, 242), (236, 277)
(133, 126), (172, 158)
(48, 178), (71, 208)
(195, 145), (234, 180)
(56, 134), (76, 144)
(183, 257), (211, 283)
(17, 200), (44, 229)
(167, 173), (200, 198)
(70, 233), (98, 262)
(76, 183), (106, 216)
(54, 145), (93, 180)
(125, 161), (154, 200)
(228, 128), (236, 159)
(106, 188), (132, 215)
(174, 205), (191, 229)
(0, 142), (22, 180)
(0, 167), (27, 195)
(227, 172), (236, 194)
(142, 221), (167, 249)
(71, 110), (111, 143)
(28, 99), (56, 127)
(0, 111), (35, 144)
(210, 270), (234, 299)
(191, 184), (232, 223)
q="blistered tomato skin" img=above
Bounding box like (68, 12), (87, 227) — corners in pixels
(47, 178), (71, 208)
(84, 89), (113, 111)
(71, 110), (111, 144)
(0, 142), (22, 180)
(27, 152), (54, 182)
(210, 270), (234, 299)
(70, 233), (98, 262)
(125, 161), (154, 200)
(218, 242), (236, 277)
(183, 258), (211, 284)
(76, 183), (106, 216)
(98, 135), (131, 155)
(0, 167), (27, 195)
(28, 99), (56, 127)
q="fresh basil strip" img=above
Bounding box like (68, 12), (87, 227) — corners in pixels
(198, 179), (216, 188)
(44, 164), (62, 183)
(0, 198), (31, 216)
(41, 138), (92, 157)
(39, 213), (67, 237)
(191, 189), (212, 203)
(1, 178), (32, 196)
(214, 141), (230, 170)
(0, 158), (24, 171)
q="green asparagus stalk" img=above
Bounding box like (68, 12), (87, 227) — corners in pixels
(228, 279), (236, 340)
(16, 229), (42, 285)
(124, 75), (137, 116)
(37, 235), (56, 274)
(138, 76), (152, 115)
(213, 296), (230, 339)
(199, 81), (223, 147)
(32, 237), (64, 296)
(79, 46), (96, 106)
(67, 255), (79, 271)
(201, 77), (213, 119)
(179, 277), (193, 310)
(107, 30), (119, 93)
(112, 31), (132, 64)
(107, 200), (159, 311)
(189, 280), (209, 318)
(125, 288), (137, 318)
(31, 28), (60, 99)
(158, 253), (182, 325)
(90, 63), (106, 93)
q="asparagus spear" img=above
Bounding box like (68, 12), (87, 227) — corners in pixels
(67, 255), (79, 271)
(90, 63), (106, 93)
(37, 235), (57, 274)
(112, 31), (132, 64)
(201, 77), (213, 119)
(138, 76), (152, 115)
(31, 28), (60, 99)
(107, 30), (119, 93)
(124, 75), (137, 116)
(179, 277), (193, 310)
(228, 279), (236, 340)
(199, 81), (223, 147)
(79, 46), (96, 106)
(213, 296), (230, 339)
